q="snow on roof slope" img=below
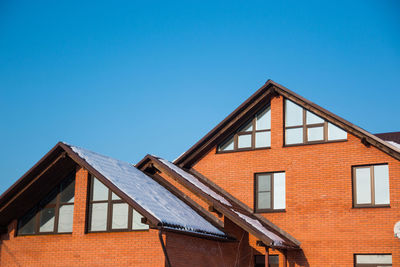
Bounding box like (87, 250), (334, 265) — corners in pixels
(66, 144), (226, 237)
(387, 141), (400, 149)
(232, 210), (284, 246)
(157, 158), (231, 206)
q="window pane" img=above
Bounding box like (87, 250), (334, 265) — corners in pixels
(90, 203), (108, 231)
(269, 255), (279, 264)
(256, 107), (271, 130)
(257, 174), (271, 191)
(58, 205), (74, 233)
(132, 209), (149, 230)
(273, 173), (286, 209)
(355, 168), (371, 204)
(111, 192), (121, 200)
(238, 134), (252, 148)
(356, 254), (392, 264)
(307, 126), (324, 142)
(112, 203), (129, 229)
(285, 100), (303, 127)
(39, 207), (55, 232)
(18, 209), (36, 235)
(374, 165), (390, 205)
(240, 120), (253, 132)
(40, 188), (58, 206)
(92, 178), (109, 201)
(219, 136), (234, 151)
(306, 111), (324, 124)
(285, 128), (303, 145)
(328, 123), (347, 140)
(255, 131), (270, 148)
(60, 177), (75, 203)
(257, 192), (271, 209)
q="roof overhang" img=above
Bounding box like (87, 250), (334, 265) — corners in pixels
(0, 142), (231, 241)
(137, 155), (301, 249)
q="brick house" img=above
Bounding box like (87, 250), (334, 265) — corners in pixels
(0, 80), (399, 266)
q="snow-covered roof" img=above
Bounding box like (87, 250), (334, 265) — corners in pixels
(387, 141), (400, 149)
(158, 158), (231, 206)
(64, 143), (226, 239)
(151, 156), (299, 248)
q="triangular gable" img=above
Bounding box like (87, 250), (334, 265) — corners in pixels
(137, 155), (301, 249)
(175, 80), (400, 168)
(0, 142), (230, 240)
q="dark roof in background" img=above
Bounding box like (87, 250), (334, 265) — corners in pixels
(375, 132), (400, 143)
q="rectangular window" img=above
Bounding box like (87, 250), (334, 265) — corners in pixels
(218, 106), (271, 152)
(17, 173), (75, 235)
(284, 99), (347, 146)
(353, 164), (390, 207)
(354, 254), (392, 266)
(255, 172), (285, 212)
(88, 176), (149, 232)
(254, 255), (279, 267)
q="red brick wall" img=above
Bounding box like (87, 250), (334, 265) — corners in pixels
(193, 95), (400, 266)
(0, 167), (165, 267)
(166, 218), (256, 267)
(0, 166), (250, 267)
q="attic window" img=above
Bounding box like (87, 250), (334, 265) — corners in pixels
(218, 106), (271, 152)
(88, 176), (149, 232)
(284, 99), (347, 146)
(17, 173), (75, 235)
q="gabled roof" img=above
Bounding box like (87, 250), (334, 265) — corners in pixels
(0, 142), (229, 240)
(174, 80), (400, 168)
(137, 155), (301, 249)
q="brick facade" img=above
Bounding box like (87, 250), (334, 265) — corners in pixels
(193, 95), (400, 266)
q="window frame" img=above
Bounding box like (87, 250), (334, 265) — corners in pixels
(217, 106), (271, 153)
(354, 253), (392, 267)
(87, 175), (149, 233)
(283, 99), (347, 147)
(17, 172), (75, 236)
(352, 163), (390, 208)
(254, 172), (286, 213)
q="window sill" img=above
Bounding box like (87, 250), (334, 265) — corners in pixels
(352, 205), (390, 209)
(216, 147), (271, 154)
(254, 209), (286, 214)
(87, 229), (149, 234)
(283, 139), (347, 148)
(17, 232), (72, 237)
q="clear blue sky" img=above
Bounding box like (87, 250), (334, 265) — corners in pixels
(0, 0), (399, 194)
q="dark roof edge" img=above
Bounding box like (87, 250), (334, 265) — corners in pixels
(174, 80), (274, 166)
(269, 80), (400, 160)
(0, 142), (64, 207)
(174, 80), (400, 167)
(190, 168), (301, 247)
(136, 155), (228, 235)
(140, 155), (300, 248)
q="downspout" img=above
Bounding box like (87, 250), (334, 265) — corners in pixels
(158, 229), (172, 267)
